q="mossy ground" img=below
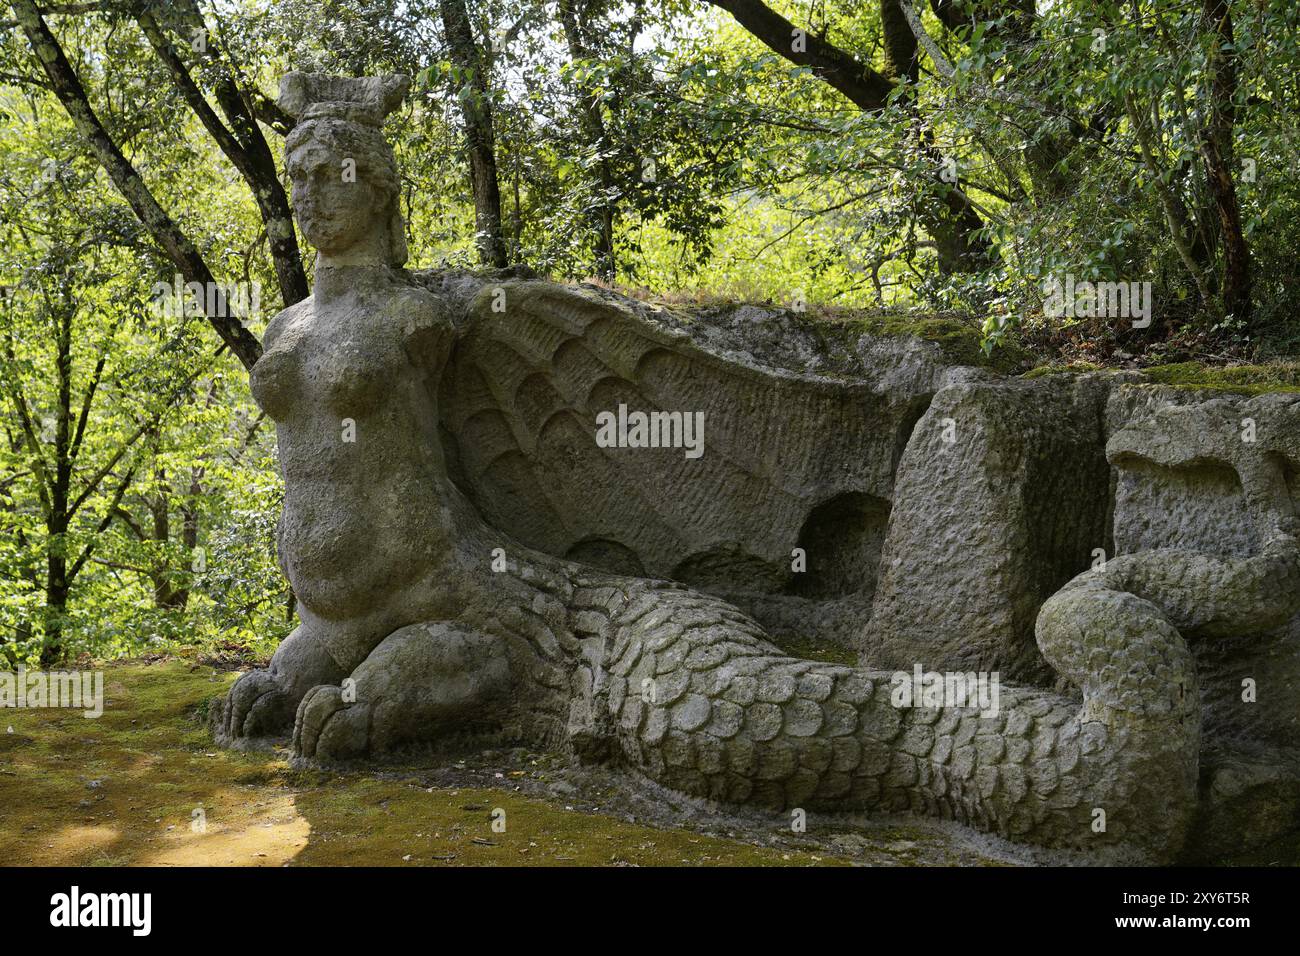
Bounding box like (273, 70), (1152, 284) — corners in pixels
(0, 660), (855, 866)
(3, 660), (1009, 867)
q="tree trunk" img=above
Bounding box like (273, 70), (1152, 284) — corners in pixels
(880, 0), (919, 80)
(0, 437), (37, 663)
(440, 0), (508, 268)
(880, 0), (990, 272)
(1125, 94), (1217, 310)
(1199, 0), (1251, 322)
(558, 0), (618, 281)
(146, 476), (186, 609)
(41, 295), (75, 666)
(134, 1), (308, 309)
(39, 575), (68, 668)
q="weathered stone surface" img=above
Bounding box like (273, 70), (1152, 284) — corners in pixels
(439, 282), (943, 645)
(859, 374), (1114, 683)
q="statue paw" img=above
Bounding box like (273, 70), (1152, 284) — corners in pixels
(290, 621), (516, 761)
(293, 684), (372, 760)
(216, 668), (296, 743)
(213, 625), (348, 746)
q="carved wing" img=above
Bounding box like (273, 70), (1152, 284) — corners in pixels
(438, 280), (917, 602)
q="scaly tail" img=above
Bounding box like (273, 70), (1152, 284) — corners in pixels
(566, 567), (1201, 861)
(1031, 533), (1300, 857)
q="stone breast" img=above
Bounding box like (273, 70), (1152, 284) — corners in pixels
(252, 304), (401, 421)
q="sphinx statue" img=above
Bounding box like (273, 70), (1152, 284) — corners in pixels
(213, 72), (1300, 864)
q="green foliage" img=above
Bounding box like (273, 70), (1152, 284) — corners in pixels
(0, 15), (289, 663)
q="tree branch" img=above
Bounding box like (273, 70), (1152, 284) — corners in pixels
(131, 0), (308, 308)
(706, 0), (895, 111)
(10, 0), (263, 369)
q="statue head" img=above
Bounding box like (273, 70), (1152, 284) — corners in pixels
(279, 72), (410, 267)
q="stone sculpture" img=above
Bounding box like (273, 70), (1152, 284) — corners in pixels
(213, 72), (1300, 864)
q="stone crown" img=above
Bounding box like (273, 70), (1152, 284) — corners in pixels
(278, 72), (410, 127)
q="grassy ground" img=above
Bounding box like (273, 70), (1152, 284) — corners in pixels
(0, 660), (859, 867)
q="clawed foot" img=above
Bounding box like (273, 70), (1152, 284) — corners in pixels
(294, 685), (371, 760)
(215, 668), (296, 743)
(290, 621), (514, 762)
(211, 624), (347, 745)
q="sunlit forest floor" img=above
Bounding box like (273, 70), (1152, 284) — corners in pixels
(0, 660), (1027, 867)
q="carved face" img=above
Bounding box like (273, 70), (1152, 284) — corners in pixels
(287, 135), (391, 254)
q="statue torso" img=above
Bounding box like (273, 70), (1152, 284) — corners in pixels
(250, 269), (457, 618)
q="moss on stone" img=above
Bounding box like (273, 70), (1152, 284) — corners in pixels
(1020, 361), (1102, 379)
(1020, 360), (1300, 395)
(768, 634), (858, 667)
(1139, 361), (1300, 395)
(845, 314), (1030, 374)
